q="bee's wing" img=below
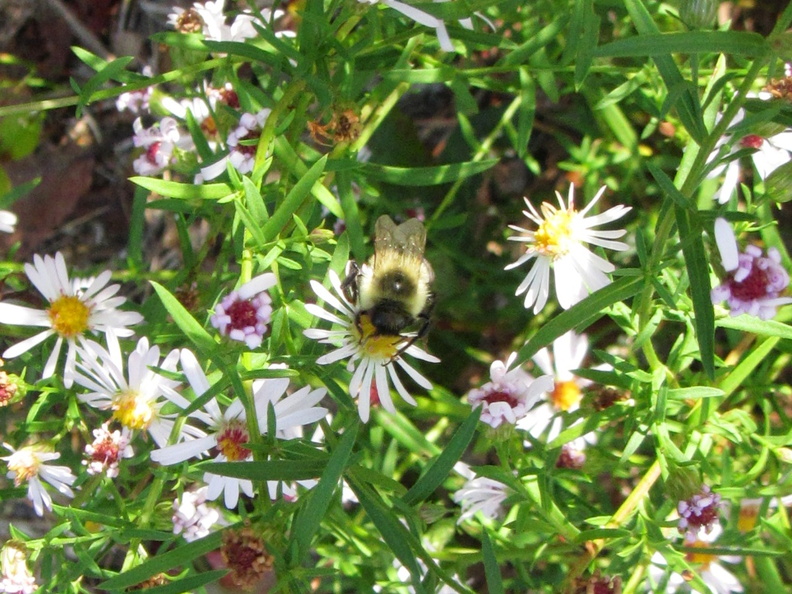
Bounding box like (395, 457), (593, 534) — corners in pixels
(374, 215), (426, 260)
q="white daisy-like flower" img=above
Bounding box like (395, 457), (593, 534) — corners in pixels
(710, 218), (792, 319)
(505, 184), (631, 313)
(708, 106), (792, 204)
(73, 337), (193, 447)
(517, 331), (596, 444)
(452, 473), (510, 524)
(210, 273), (276, 349)
(200, 109), (270, 180)
(0, 541), (37, 594)
(303, 270), (439, 423)
(0, 210), (17, 234)
(172, 486), (223, 542)
(647, 525), (743, 594)
(466, 352), (553, 429)
(1, 444), (76, 517)
(0, 252), (143, 388)
(83, 422), (133, 478)
(132, 117), (192, 176)
(151, 349), (328, 509)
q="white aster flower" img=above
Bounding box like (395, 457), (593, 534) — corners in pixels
(172, 486), (223, 542)
(0, 210), (17, 234)
(518, 331), (597, 444)
(708, 106), (792, 204)
(710, 218), (792, 319)
(210, 273), (276, 349)
(132, 117), (192, 176)
(0, 541), (37, 594)
(151, 349), (327, 509)
(0, 252), (143, 387)
(304, 270), (439, 423)
(466, 352), (553, 429)
(452, 473), (510, 523)
(83, 422), (133, 477)
(505, 184), (631, 313)
(74, 337), (190, 447)
(1, 444), (76, 517)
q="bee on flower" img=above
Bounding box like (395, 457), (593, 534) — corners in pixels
(505, 184), (631, 314)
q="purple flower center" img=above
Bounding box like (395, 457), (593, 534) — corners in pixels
(235, 132), (259, 156)
(728, 262), (770, 301)
(482, 389), (518, 407)
(146, 141), (162, 164)
(226, 299), (258, 331)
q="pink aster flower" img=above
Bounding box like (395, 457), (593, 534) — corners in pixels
(172, 486), (223, 542)
(210, 273), (276, 349)
(200, 109), (271, 180)
(466, 352), (553, 429)
(83, 423), (133, 478)
(678, 485), (723, 540)
(711, 218), (792, 319)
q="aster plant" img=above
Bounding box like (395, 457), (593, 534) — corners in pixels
(1, 0), (792, 592)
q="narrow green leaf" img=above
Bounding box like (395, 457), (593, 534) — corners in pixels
(151, 281), (216, 354)
(130, 177), (235, 200)
(262, 155), (327, 241)
(481, 531), (504, 594)
(73, 51), (134, 116)
(674, 206), (715, 378)
(516, 275), (643, 364)
(575, 528), (632, 542)
(273, 138), (343, 218)
(243, 176), (269, 225)
(516, 68), (536, 159)
(234, 199), (268, 247)
(720, 336), (780, 397)
(402, 407), (481, 505)
(360, 159), (498, 186)
(199, 460), (327, 481)
(573, 0), (600, 87)
(666, 387), (724, 399)
(290, 423), (359, 564)
(594, 31), (768, 58)
(648, 162), (695, 210)
(98, 532), (223, 589)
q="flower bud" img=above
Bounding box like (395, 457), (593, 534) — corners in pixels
(679, 0), (718, 29)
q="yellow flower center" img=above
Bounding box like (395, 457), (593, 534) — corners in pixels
(113, 390), (154, 430)
(533, 203), (576, 258)
(7, 449), (40, 485)
(685, 540), (715, 569)
(47, 295), (91, 338)
(355, 314), (401, 360)
(217, 419), (251, 461)
(551, 380), (582, 411)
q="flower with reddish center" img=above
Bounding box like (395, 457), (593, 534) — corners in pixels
(220, 526), (274, 591)
(200, 109), (271, 180)
(466, 352), (553, 429)
(210, 273), (276, 349)
(303, 270), (439, 423)
(1, 444), (76, 516)
(151, 350), (327, 508)
(556, 443), (586, 469)
(132, 117), (190, 176)
(677, 484), (723, 540)
(711, 218), (792, 319)
(83, 423), (133, 477)
(0, 252), (143, 387)
(505, 184), (630, 313)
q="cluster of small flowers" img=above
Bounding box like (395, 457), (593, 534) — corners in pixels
(0, 251), (327, 541)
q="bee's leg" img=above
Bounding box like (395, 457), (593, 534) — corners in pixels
(341, 261), (360, 305)
(390, 294), (434, 361)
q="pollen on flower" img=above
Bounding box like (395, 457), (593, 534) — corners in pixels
(550, 380), (583, 411)
(533, 203), (576, 258)
(175, 8), (204, 33)
(216, 420), (251, 462)
(47, 295), (91, 338)
(113, 390), (154, 430)
(355, 314), (401, 360)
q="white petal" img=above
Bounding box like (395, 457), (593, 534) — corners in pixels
(714, 217), (739, 272)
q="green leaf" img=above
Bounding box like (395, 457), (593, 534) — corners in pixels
(481, 531), (504, 594)
(151, 281), (216, 354)
(360, 159), (498, 186)
(98, 532), (223, 589)
(594, 31), (768, 58)
(516, 68), (536, 159)
(666, 387), (724, 399)
(72, 50), (134, 117)
(673, 206), (715, 378)
(262, 155), (327, 241)
(198, 459), (328, 481)
(130, 177), (235, 200)
(572, 0), (600, 87)
(516, 275), (643, 364)
(289, 422), (359, 564)
(402, 407), (481, 505)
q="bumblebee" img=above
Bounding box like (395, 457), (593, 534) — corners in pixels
(343, 215), (435, 354)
